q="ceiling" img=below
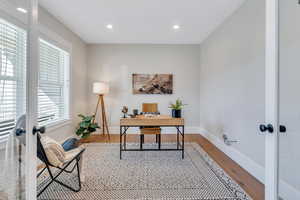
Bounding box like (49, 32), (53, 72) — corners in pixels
(38, 0), (246, 44)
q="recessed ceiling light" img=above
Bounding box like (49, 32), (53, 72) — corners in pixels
(173, 25), (180, 30)
(106, 24), (113, 29)
(17, 7), (27, 13)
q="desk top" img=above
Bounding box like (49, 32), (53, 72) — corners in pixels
(120, 115), (184, 126)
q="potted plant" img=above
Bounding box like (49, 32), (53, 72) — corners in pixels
(76, 114), (100, 139)
(169, 99), (187, 118)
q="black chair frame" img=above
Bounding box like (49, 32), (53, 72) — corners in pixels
(36, 133), (85, 197)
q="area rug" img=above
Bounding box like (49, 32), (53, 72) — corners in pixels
(37, 143), (252, 200)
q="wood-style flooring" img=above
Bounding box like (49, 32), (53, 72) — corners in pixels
(80, 133), (264, 200)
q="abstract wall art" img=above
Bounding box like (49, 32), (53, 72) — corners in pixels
(132, 74), (173, 94)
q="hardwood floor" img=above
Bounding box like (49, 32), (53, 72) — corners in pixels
(80, 133), (264, 200)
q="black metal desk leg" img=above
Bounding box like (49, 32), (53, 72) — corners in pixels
(177, 126), (179, 150)
(124, 131), (127, 150)
(182, 126), (185, 159)
(158, 134), (161, 149)
(120, 126), (122, 159)
(140, 134), (143, 150)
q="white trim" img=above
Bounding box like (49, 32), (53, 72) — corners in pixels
(106, 126), (201, 134)
(0, 118), (72, 145)
(37, 25), (73, 132)
(265, 0), (279, 199)
(38, 32), (72, 129)
(46, 119), (72, 132)
(199, 128), (300, 200)
(279, 181), (300, 200)
(199, 128), (265, 183)
(26, 0), (39, 199)
(38, 24), (72, 53)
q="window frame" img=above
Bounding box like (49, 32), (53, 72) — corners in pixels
(38, 25), (72, 130)
(0, 17), (27, 142)
(0, 19), (73, 141)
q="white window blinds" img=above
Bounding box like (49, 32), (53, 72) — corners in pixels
(0, 18), (71, 138)
(38, 39), (70, 126)
(0, 18), (26, 138)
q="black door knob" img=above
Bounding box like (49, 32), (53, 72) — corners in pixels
(259, 124), (274, 133)
(32, 126), (46, 135)
(16, 128), (26, 136)
(279, 125), (286, 133)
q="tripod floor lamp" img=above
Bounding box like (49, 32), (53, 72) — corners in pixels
(93, 82), (110, 139)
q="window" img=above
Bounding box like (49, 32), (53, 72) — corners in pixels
(0, 18), (70, 139)
(0, 18), (26, 139)
(38, 39), (70, 126)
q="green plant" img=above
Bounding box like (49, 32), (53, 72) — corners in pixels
(76, 114), (100, 139)
(169, 99), (187, 110)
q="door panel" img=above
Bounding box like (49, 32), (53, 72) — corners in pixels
(0, 0), (39, 199)
(264, 0), (280, 199)
(279, 0), (300, 199)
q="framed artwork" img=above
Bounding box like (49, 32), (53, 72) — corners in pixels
(132, 74), (173, 94)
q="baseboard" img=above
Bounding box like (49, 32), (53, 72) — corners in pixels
(199, 128), (265, 183)
(108, 126), (201, 134)
(199, 128), (300, 200)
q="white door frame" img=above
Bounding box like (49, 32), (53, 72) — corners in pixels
(23, 0), (280, 199)
(25, 0), (39, 199)
(265, 0), (279, 199)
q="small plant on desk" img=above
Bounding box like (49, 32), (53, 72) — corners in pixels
(169, 99), (187, 118)
(76, 114), (100, 139)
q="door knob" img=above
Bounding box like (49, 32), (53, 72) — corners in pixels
(32, 126), (46, 135)
(279, 125), (286, 133)
(259, 124), (274, 133)
(16, 128), (26, 136)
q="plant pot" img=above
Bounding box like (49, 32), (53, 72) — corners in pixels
(172, 109), (182, 118)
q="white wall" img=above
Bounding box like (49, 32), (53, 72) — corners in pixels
(199, 0), (266, 180)
(39, 7), (88, 141)
(87, 44), (201, 133)
(199, 0), (300, 199)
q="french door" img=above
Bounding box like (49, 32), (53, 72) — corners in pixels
(0, 0), (39, 199)
(265, 0), (300, 199)
(277, 0), (300, 200)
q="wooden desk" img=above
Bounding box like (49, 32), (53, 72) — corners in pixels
(120, 115), (185, 159)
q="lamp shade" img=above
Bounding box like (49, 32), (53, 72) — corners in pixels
(93, 82), (109, 94)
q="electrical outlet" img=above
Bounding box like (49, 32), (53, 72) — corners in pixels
(222, 134), (238, 146)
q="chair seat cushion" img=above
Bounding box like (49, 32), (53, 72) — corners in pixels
(140, 127), (161, 135)
(40, 136), (85, 167)
(64, 146), (85, 163)
(40, 136), (66, 167)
